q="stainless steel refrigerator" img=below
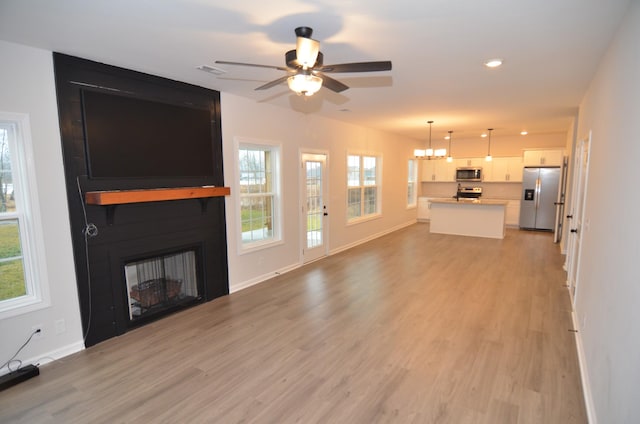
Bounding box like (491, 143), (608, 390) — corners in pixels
(519, 166), (561, 231)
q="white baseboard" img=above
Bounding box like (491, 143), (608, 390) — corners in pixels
(0, 340), (86, 377)
(230, 262), (301, 293)
(571, 309), (597, 424)
(231, 220), (416, 293)
(329, 220), (416, 256)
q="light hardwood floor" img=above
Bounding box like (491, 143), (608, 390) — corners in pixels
(0, 224), (587, 423)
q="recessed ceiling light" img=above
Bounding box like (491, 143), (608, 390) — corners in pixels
(520, 131), (528, 135)
(484, 59), (503, 68)
(481, 133), (488, 138)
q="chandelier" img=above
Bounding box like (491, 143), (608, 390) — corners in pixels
(414, 120), (447, 159)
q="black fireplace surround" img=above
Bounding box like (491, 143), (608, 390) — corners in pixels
(54, 54), (229, 346)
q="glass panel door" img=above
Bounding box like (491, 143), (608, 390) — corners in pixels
(302, 153), (328, 263)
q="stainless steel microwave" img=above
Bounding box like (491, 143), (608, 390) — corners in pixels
(456, 167), (482, 182)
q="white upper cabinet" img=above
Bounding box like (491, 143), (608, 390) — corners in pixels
(420, 155), (527, 182)
(420, 160), (455, 182)
(523, 149), (564, 166)
(485, 157), (508, 182)
(482, 156), (524, 182)
(420, 160), (437, 181)
(456, 157), (484, 168)
(435, 160), (456, 181)
(508, 156), (524, 182)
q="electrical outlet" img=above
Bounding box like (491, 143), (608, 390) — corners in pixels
(55, 319), (66, 334)
(31, 324), (43, 339)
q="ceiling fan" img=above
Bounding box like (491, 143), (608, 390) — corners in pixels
(216, 27), (392, 96)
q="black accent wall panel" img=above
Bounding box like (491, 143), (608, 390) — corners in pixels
(53, 54), (229, 347)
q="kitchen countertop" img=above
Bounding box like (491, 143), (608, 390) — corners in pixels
(428, 198), (508, 206)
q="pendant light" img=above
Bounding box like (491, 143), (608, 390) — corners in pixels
(446, 130), (453, 162)
(485, 128), (493, 162)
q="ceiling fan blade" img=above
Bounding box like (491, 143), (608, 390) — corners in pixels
(215, 60), (289, 72)
(316, 61), (392, 73)
(255, 75), (290, 91)
(316, 72), (349, 93)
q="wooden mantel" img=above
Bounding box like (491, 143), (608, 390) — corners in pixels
(85, 186), (231, 206)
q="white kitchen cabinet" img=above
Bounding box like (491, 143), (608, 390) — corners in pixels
(484, 156), (523, 182)
(505, 200), (521, 226)
(456, 157), (484, 168)
(417, 197), (432, 220)
(421, 161), (437, 181)
(508, 156), (524, 182)
(523, 149), (564, 166)
(435, 160), (455, 181)
(485, 157), (508, 182)
(421, 160), (454, 181)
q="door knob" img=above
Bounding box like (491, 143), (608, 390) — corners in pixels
(566, 215), (573, 219)
(570, 228), (578, 233)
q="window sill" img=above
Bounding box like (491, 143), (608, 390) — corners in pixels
(238, 238), (285, 255)
(0, 295), (50, 320)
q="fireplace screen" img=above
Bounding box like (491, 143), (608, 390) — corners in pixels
(125, 249), (199, 321)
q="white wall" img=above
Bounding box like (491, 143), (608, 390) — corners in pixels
(572, 1), (640, 422)
(0, 41), (83, 372)
(221, 93), (422, 292)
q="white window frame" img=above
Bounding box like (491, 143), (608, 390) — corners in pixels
(0, 112), (50, 318)
(407, 159), (418, 208)
(346, 153), (382, 223)
(234, 137), (283, 253)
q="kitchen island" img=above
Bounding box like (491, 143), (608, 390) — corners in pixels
(428, 198), (508, 239)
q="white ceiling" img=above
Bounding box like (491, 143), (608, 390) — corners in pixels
(0, 0), (630, 141)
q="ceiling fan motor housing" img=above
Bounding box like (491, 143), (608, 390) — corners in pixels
(294, 26), (313, 38)
(286, 49), (323, 69)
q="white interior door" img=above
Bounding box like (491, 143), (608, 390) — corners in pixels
(301, 153), (328, 263)
(566, 136), (591, 304)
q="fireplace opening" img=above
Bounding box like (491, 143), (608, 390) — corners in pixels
(125, 248), (201, 322)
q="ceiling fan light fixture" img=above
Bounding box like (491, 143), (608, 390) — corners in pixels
(296, 36), (320, 68)
(287, 73), (323, 96)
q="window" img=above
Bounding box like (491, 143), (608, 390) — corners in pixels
(347, 154), (380, 221)
(407, 159), (418, 207)
(0, 113), (48, 317)
(237, 139), (281, 250)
